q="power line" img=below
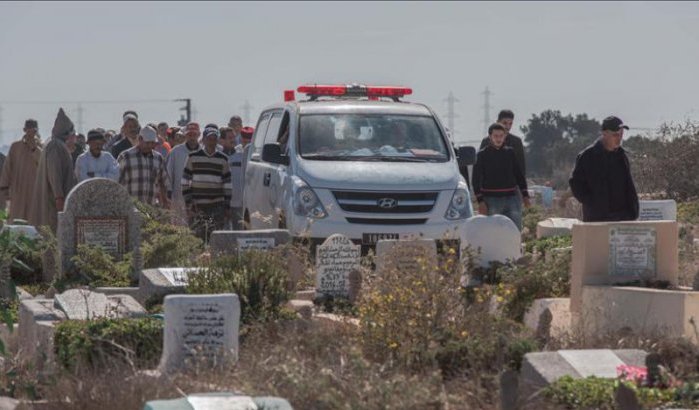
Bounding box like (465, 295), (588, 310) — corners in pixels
(443, 91), (460, 136)
(481, 86), (492, 133)
(0, 99), (175, 105)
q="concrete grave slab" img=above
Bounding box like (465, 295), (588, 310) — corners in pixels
(159, 294), (240, 372)
(536, 218), (578, 239)
(54, 289), (110, 320)
(463, 215), (521, 267)
(581, 285), (699, 342)
(639, 200), (677, 221)
(375, 239), (437, 275)
(19, 291), (146, 372)
(571, 221), (678, 314)
(1, 225), (39, 239)
(143, 393), (293, 410)
(139, 268), (201, 305)
(519, 349), (647, 404)
(523, 298), (571, 340)
(209, 230), (291, 256)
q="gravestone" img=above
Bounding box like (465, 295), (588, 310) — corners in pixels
(529, 185), (555, 209)
(209, 229), (291, 255)
(159, 293), (240, 372)
(375, 239), (438, 275)
(144, 393), (293, 410)
(19, 289), (146, 371)
(315, 234), (360, 298)
(570, 221), (678, 314)
(536, 218), (578, 239)
(519, 349), (647, 405)
(463, 215), (521, 268)
(55, 178), (143, 281)
(1, 224), (39, 239)
(638, 200), (677, 221)
(139, 267), (201, 305)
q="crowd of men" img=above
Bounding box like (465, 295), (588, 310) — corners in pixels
(0, 108), (254, 241)
(0, 106), (639, 239)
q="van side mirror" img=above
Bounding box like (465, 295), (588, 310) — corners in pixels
(262, 143), (289, 166)
(456, 146), (476, 167)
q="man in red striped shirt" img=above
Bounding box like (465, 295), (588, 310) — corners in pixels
(472, 123), (530, 230)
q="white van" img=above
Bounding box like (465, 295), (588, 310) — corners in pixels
(242, 84), (475, 251)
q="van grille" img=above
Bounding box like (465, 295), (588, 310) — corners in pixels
(346, 218), (428, 225)
(332, 191), (439, 214)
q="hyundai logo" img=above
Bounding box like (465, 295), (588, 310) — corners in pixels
(377, 198), (398, 209)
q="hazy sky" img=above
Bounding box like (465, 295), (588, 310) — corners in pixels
(1, 1), (698, 147)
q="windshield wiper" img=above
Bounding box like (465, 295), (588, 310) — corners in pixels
(301, 155), (353, 161)
(354, 155), (434, 162)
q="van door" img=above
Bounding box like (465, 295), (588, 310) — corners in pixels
(244, 111), (273, 229)
(250, 110), (283, 228)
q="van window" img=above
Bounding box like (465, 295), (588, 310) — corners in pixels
(254, 112), (282, 157)
(298, 114), (449, 162)
(249, 111), (272, 162)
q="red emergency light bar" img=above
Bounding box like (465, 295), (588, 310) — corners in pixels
(296, 84), (412, 101)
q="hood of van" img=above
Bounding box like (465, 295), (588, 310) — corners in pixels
(295, 159), (460, 191)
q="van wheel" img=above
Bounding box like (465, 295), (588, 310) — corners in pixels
(279, 212), (287, 230)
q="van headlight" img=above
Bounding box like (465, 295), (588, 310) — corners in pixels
(292, 177), (327, 219)
(445, 183), (473, 220)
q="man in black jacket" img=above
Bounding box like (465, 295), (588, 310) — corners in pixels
(569, 116), (639, 222)
(480, 109), (526, 178)
(473, 123), (530, 230)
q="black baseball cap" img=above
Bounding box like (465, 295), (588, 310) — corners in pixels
(601, 116), (629, 132)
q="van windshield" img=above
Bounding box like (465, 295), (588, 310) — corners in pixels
(298, 114), (449, 162)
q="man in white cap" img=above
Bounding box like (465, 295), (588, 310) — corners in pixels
(75, 129), (119, 182)
(117, 124), (169, 207)
(165, 122), (200, 225)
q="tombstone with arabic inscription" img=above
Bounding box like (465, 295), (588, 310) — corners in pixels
(139, 267), (201, 305)
(55, 178), (143, 281)
(159, 293), (241, 372)
(315, 234), (361, 298)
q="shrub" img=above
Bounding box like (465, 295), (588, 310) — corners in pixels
(134, 202), (203, 269)
(186, 250), (291, 324)
(358, 244), (537, 374)
(523, 235), (572, 258)
(544, 376), (679, 409)
(522, 205), (547, 242)
(54, 317), (163, 372)
(492, 248), (571, 321)
(71, 244), (132, 287)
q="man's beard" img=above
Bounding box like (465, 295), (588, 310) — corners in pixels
(90, 150), (101, 158)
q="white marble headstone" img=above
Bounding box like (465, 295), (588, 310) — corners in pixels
(159, 294), (240, 372)
(315, 234), (361, 297)
(159, 268), (199, 287)
(464, 215), (522, 267)
(639, 200), (677, 221)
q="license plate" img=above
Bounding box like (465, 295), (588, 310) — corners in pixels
(362, 233), (399, 245)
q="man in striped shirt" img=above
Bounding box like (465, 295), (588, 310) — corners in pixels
(182, 126), (232, 240)
(118, 125), (169, 207)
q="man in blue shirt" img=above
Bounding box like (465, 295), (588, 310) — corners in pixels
(75, 129), (119, 182)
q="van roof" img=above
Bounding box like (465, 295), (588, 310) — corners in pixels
(263, 99), (434, 116)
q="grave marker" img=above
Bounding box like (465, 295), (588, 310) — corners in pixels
(315, 234), (360, 298)
(55, 178), (142, 281)
(209, 229), (290, 256)
(463, 215), (521, 267)
(160, 294), (240, 372)
(609, 226), (657, 277)
(375, 239), (438, 274)
(638, 200), (677, 221)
